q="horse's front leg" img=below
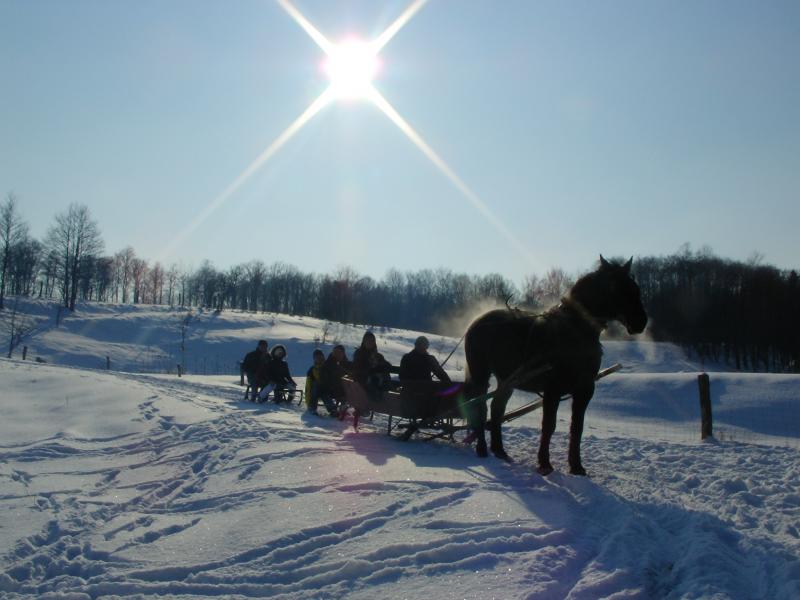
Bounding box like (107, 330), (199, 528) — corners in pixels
(489, 387), (513, 461)
(568, 385), (594, 476)
(537, 390), (559, 475)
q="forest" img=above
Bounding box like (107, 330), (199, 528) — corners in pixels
(2, 196), (798, 372)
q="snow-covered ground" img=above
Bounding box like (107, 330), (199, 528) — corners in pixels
(1, 300), (799, 599)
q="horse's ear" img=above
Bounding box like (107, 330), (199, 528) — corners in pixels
(600, 254), (611, 269)
(623, 257), (633, 274)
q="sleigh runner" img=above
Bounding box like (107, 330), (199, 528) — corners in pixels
(339, 362), (623, 441)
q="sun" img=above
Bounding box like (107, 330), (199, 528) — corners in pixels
(323, 39), (380, 100)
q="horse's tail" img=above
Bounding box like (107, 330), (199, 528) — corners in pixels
(463, 330), (492, 397)
(463, 361), (472, 386)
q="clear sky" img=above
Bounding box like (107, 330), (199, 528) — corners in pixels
(1, 0), (798, 283)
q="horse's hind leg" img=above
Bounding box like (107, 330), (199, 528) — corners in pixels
(537, 390), (559, 475)
(489, 387), (512, 461)
(465, 387), (489, 457)
(568, 387), (593, 476)
(464, 352), (491, 458)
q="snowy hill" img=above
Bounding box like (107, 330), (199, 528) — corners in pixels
(6, 297), (467, 375)
(6, 297), (708, 375)
(1, 299), (799, 598)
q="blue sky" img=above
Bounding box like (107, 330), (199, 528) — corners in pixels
(1, 0), (798, 283)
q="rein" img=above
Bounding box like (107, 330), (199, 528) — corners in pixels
(440, 332), (466, 368)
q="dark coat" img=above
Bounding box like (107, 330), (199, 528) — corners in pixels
(242, 349), (265, 373)
(399, 349), (451, 383)
(267, 359), (296, 387)
(242, 349), (270, 384)
(352, 347), (392, 386)
(320, 355), (351, 399)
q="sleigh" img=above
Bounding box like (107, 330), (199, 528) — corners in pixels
(339, 363), (623, 441)
(340, 377), (465, 440)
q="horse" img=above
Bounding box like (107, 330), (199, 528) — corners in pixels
(463, 256), (647, 475)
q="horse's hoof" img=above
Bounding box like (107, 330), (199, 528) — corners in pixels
(492, 449), (513, 462)
(537, 464), (554, 476)
(476, 441), (489, 458)
(569, 465), (587, 476)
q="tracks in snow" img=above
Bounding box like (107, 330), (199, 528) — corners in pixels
(2, 370), (799, 599)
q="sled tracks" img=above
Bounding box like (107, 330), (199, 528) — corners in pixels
(0, 380), (576, 599)
(3, 377), (799, 598)
(0, 389), (277, 597)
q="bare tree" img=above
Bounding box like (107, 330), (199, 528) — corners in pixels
(178, 267), (191, 307)
(539, 267), (574, 305)
(245, 260), (266, 311)
(521, 274), (544, 308)
(1, 192), (28, 310)
(166, 263), (179, 306)
(113, 246), (136, 303)
(131, 258), (148, 304)
(149, 262), (165, 304)
(93, 256), (115, 301)
(45, 204), (104, 311)
(8, 235), (40, 296)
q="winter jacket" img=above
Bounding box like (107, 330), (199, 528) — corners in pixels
(320, 355), (351, 399)
(399, 349), (451, 383)
(242, 349), (270, 384)
(305, 364), (323, 403)
(242, 349), (264, 373)
(268, 359), (296, 387)
(352, 347), (393, 386)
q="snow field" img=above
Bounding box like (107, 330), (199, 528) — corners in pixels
(1, 359), (798, 599)
(1, 301), (799, 598)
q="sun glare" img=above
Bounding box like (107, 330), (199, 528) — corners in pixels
(171, 1), (536, 271)
(323, 39), (380, 99)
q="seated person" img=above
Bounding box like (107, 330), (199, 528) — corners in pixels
(257, 344), (297, 403)
(399, 336), (451, 383)
(242, 340), (270, 400)
(352, 331), (394, 398)
(321, 344), (351, 413)
(305, 349), (337, 416)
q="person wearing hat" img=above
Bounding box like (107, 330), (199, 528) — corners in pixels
(257, 344), (297, 403)
(399, 336), (451, 383)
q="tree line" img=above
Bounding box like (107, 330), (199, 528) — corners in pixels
(1, 194), (798, 372)
(631, 247), (799, 372)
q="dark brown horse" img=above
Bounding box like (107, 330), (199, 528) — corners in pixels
(463, 256), (647, 475)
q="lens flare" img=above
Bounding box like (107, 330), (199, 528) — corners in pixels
(324, 39), (380, 100)
(162, 0), (537, 272)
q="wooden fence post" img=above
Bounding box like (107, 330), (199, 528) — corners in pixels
(106, 356), (111, 370)
(177, 364), (182, 378)
(698, 373), (712, 439)
(22, 346), (28, 360)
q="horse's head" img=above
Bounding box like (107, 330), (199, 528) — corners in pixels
(570, 256), (648, 335)
(598, 256), (648, 334)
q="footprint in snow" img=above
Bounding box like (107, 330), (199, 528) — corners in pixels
(12, 470), (32, 485)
